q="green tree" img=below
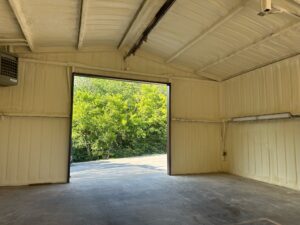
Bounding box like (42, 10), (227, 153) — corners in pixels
(71, 77), (168, 162)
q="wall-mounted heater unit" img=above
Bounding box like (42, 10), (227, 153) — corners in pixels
(232, 113), (291, 122)
(0, 52), (18, 86)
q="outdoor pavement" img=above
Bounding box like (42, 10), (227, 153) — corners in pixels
(70, 154), (168, 181)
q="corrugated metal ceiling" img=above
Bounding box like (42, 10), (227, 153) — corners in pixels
(84, 0), (143, 46)
(0, 0), (24, 40)
(0, 0), (299, 80)
(19, 0), (81, 47)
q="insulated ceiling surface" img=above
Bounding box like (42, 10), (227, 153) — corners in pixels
(142, 0), (241, 59)
(83, 0), (143, 47)
(142, 0), (300, 80)
(0, 0), (24, 40)
(0, 0), (299, 80)
(18, 0), (81, 47)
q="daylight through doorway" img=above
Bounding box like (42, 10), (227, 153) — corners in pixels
(69, 74), (170, 181)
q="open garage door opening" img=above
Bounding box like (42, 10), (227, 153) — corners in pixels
(68, 74), (171, 182)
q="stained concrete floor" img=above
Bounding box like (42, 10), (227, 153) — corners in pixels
(1, 154), (300, 225)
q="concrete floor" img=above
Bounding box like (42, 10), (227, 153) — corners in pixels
(1, 154), (300, 225)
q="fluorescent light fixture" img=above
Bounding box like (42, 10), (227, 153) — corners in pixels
(232, 113), (292, 122)
(257, 113), (291, 120)
(232, 116), (257, 122)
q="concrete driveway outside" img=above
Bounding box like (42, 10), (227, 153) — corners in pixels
(70, 154), (167, 182)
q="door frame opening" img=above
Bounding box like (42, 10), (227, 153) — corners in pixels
(67, 73), (172, 182)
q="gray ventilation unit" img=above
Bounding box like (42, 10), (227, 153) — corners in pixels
(0, 52), (18, 86)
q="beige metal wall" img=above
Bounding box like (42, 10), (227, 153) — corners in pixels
(221, 55), (300, 117)
(0, 51), (222, 186)
(171, 79), (222, 174)
(2, 50), (298, 187)
(0, 62), (70, 186)
(222, 55), (300, 190)
(226, 120), (300, 190)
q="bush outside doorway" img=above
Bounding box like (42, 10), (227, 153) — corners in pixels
(71, 76), (168, 162)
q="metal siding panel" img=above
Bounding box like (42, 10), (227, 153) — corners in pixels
(0, 117), (69, 186)
(171, 78), (222, 174)
(226, 120), (300, 190)
(261, 123), (270, 179)
(222, 55), (300, 117)
(0, 61), (70, 186)
(1, 51), (223, 185)
(248, 125), (256, 176)
(285, 121), (297, 187)
(171, 122), (222, 174)
(294, 122), (300, 190)
(0, 62), (70, 116)
(6, 118), (19, 183)
(172, 79), (220, 120)
(0, 117), (9, 182)
(223, 56), (300, 190)
(291, 58), (300, 114)
(268, 122), (278, 184)
(16, 118), (31, 183)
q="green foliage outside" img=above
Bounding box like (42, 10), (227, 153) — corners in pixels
(71, 77), (168, 162)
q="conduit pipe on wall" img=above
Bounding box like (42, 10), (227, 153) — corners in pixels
(221, 121), (227, 161)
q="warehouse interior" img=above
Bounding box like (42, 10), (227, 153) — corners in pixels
(0, 0), (300, 224)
